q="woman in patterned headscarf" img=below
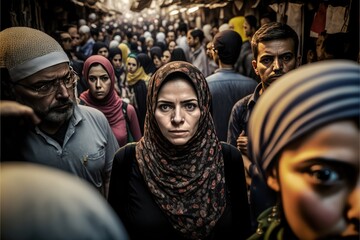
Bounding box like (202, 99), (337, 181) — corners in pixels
(108, 61), (251, 240)
(247, 60), (360, 240)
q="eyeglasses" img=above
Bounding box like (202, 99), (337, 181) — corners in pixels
(13, 67), (78, 97)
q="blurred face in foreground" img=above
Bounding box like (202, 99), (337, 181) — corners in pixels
(267, 119), (359, 239)
(155, 78), (200, 146)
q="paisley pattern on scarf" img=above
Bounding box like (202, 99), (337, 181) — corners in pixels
(135, 61), (226, 239)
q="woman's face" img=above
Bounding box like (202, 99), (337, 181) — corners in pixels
(161, 50), (171, 64)
(127, 58), (138, 74)
(155, 78), (201, 146)
(168, 41), (176, 53)
(97, 47), (109, 58)
(87, 65), (111, 100)
(153, 55), (162, 68)
(267, 120), (359, 239)
(112, 54), (122, 70)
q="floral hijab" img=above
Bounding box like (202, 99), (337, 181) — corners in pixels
(135, 61), (226, 239)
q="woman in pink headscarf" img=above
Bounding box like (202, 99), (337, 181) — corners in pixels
(80, 55), (141, 147)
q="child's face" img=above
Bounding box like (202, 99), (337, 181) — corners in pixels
(267, 120), (359, 239)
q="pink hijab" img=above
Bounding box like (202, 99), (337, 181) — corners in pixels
(80, 55), (127, 146)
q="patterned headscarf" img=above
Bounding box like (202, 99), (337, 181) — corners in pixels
(248, 60), (360, 178)
(135, 61), (226, 239)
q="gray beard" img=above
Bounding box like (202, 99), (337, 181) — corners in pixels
(44, 105), (73, 124)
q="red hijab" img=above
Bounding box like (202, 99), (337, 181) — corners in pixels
(80, 55), (126, 146)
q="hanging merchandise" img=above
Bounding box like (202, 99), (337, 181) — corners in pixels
(325, 4), (350, 34)
(310, 2), (327, 37)
(269, 2), (287, 23)
(286, 3), (303, 40)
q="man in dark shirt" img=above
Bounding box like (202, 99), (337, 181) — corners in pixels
(227, 22), (301, 228)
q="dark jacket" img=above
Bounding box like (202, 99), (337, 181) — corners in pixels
(108, 142), (252, 240)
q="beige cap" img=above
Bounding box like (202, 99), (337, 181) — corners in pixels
(0, 27), (69, 82)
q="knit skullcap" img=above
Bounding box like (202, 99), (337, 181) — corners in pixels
(0, 27), (69, 82)
(248, 60), (360, 178)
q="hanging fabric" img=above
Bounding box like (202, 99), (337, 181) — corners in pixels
(286, 3), (303, 39)
(310, 2), (327, 37)
(325, 4), (350, 33)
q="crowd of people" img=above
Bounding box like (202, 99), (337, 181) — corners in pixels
(0, 11), (359, 240)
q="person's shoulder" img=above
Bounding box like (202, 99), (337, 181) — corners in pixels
(220, 142), (243, 168)
(221, 141), (239, 154)
(233, 73), (258, 84)
(78, 104), (102, 114)
(206, 72), (221, 83)
(77, 104), (107, 121)
(125, 102), (137, 113)
(235, 93), (253, 106)
(114, 142), (136, 160)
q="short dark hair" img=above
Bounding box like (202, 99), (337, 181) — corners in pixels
(177, 22), (188, 34)
(190, 29), (205, 43)
(251, 22), (299, 60)
(245, 15), (258, 29)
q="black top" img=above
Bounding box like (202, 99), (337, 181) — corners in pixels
(108, 142), (251, 240)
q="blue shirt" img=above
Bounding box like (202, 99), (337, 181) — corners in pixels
(21, 104), (119, 191)
(207, 69), (257, 141)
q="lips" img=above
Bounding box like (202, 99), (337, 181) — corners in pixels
(268, 74), (283, 82)
(169, 130), (188, 136)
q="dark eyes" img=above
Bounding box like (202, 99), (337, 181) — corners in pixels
(260, 54), (294, 65)
(301, 163), (353, 189)
(88, 76), (109, 82)
(260, 57), (272, 65)
(185, 103), (197, 111)
(158, 103), (198, 112)
(306, 165), (340, 185)
(282, 54), (293, 61)
(33, 75), (72, 91)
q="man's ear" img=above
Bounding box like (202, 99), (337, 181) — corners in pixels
(267, 168), (280, 192)
(252, 60), (259, 75)
(296, 55), (302, 67)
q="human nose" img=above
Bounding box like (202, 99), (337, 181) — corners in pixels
(95, 79), (101, 88)
(171, 107), (184, 124)
(273, 58), (282, 72)
(55, 80), (70, 98)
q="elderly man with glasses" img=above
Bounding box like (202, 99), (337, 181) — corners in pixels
(0, 27), (119, 199)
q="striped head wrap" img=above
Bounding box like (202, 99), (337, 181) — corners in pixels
(248, 60), (360, 178)
(0, 27), (69, 82)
